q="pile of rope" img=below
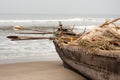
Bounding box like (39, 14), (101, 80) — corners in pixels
(73, 18), (120, 50)
(79, 37), (115, 50)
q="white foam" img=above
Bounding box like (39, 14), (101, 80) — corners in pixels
(0, 18), (84, 22)
(0, 18), (106, 27)
(70, 25), (96, 30)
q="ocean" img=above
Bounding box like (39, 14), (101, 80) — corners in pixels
(0, 14), (119, 64)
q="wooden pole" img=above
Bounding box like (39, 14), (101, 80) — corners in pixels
(99, 17), (120, 27)
(7, 36), (56, 41)
(15, 32), (53, 34)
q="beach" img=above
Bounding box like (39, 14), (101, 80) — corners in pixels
(0, 29), (86, 80)
(0, 61), (86, 80)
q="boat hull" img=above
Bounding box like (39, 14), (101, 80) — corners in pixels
(53, 41), (120, 80)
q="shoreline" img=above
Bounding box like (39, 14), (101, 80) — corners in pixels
(0, 61), (86, 80)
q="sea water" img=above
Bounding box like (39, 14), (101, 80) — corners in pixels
(0, 14), (119, 64)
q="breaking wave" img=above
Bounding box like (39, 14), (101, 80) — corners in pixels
(0, 18), (108, 27)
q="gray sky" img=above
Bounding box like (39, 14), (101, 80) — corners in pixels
(0, 0), (119, 15)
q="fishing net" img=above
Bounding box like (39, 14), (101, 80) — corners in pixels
(70, 18), (120, 50)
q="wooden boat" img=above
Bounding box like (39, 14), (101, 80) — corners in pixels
(53, 18), (120, 80)
(53, 39), (120, 80)
(7, 19), (120, 80)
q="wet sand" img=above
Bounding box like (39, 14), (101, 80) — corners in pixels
(0, 61), (86, 80)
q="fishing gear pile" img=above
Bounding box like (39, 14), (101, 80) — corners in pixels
(73, 18), (120, 50)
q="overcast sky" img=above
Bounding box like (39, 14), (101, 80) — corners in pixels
(0, 0), (119, 15)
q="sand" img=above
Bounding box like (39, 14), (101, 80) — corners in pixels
(0, 61), (86, 80)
